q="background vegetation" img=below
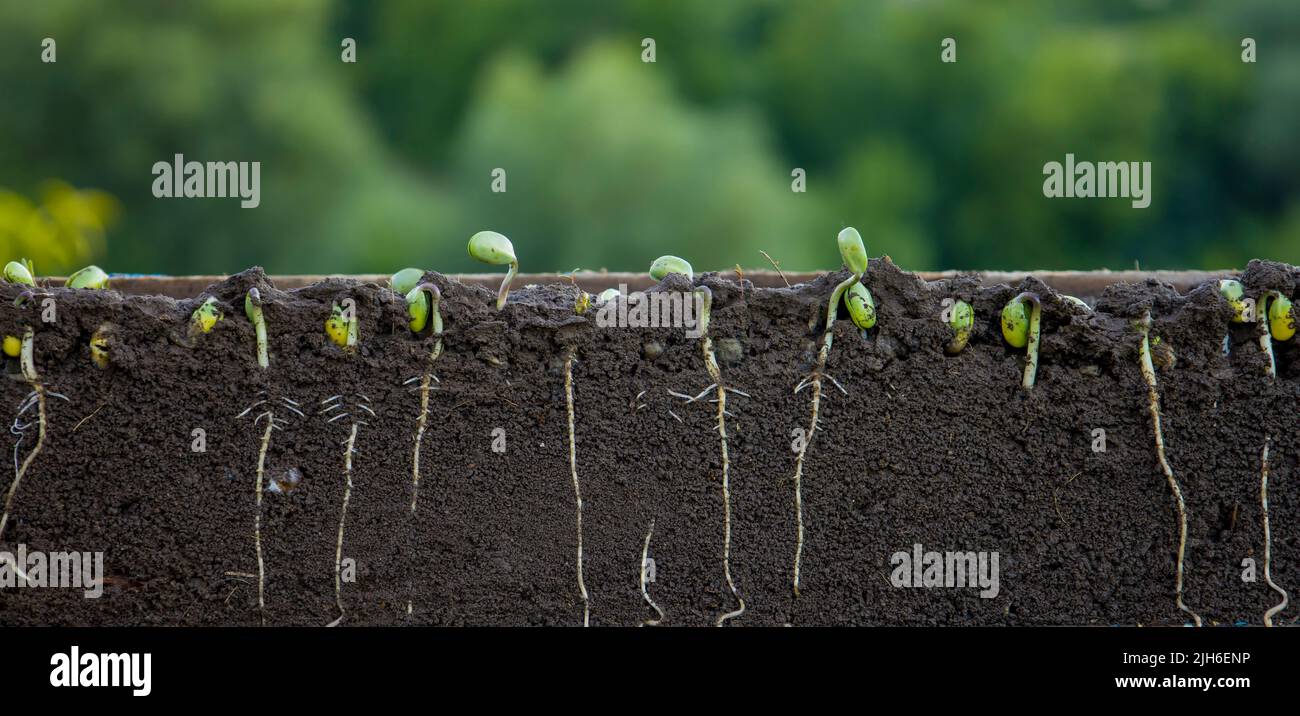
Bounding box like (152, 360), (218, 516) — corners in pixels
(0, 0), (1296, 275)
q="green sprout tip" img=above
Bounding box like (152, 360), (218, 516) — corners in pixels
(66, 265), (109, 290)
(649, 256), (693, 282)
(390, 268), (424, 297)
(3, 259), (35, 286)
(468, 231), (517, 310)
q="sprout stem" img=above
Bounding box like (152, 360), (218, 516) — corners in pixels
(639, 519), (664, 626)
(791, 269), (862, 599)
(1137, 315), (1201, 626)
(1259, 437), (1288, 627)
(1258, 291), (1280, 380)
(246, 288), (269, 369)
(1017, 293), (1043, 388)
(497, 261), (517, 311)
(564, 348), (590, 626)
(19, 326), (36, 383)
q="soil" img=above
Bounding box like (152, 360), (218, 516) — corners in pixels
(0, 261), (1297, 626)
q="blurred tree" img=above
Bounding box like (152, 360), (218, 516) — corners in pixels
(445, 43), (816, 273)
(0, 0), (1294, 274)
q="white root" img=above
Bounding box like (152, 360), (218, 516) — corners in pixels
(703, 337), (745, 626)
(407, 372), (433, 617)
(1, 401), (42, 543)
(1, 330), (47, 582)
(252, 410), (274, 626)
(1259, 438), (1288, 627)
(406, 335), (443, 617)
(639, 519), (664, 626)
(564, 350), (590, 627)
(330, 421), (358, 627)
(1138, 318), (1201, 626)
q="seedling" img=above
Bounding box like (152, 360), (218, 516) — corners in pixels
(789, 227), (867, 598)
(244, 288), (269, 369)
(325, 301), (359, 351)
(1258, 438), (1288, 626)
(468, 230), (518, 310)
(65, 265), (109, 289)
(3, 259), (35, 286)
(844, 282), (876, 330)
(1136, 314), (1201, 626)
(945, 299), (974, 354)
(1256, 290), (1294, 379)
(666, 283), (747, 625)
(389, 268), (424, 297)
(403, 282), (443, 616)
(649, 255), (693, 282)
(1001, 292), (1042, 388)
(189, 297), (223, 337)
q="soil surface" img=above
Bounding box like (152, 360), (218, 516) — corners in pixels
(0, 261), (1297, 626)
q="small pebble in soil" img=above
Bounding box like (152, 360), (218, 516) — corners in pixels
(268, 467), (302, 495)
(643, 340), (663, 360)
(715, 338), (743, 364)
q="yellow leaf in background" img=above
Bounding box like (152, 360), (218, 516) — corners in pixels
(0, 182), (117, 274)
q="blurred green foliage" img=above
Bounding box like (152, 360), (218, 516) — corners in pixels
(0, 0), (1296, 274)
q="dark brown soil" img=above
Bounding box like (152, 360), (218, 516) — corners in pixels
(1, 261), (1297, 626)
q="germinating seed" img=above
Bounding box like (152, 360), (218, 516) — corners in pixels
(1266, 293), (1294, 341)
(65, 265), (109, 290)
(844, 282), (876, 330)
(649, 255), (693, 282)
(1218, 279), (1247, 322)
(390, 267), (424, 297)
(1001, 300), (1030, 348)
(945, 299), (974, 354)
(3, 260), (35, 286)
